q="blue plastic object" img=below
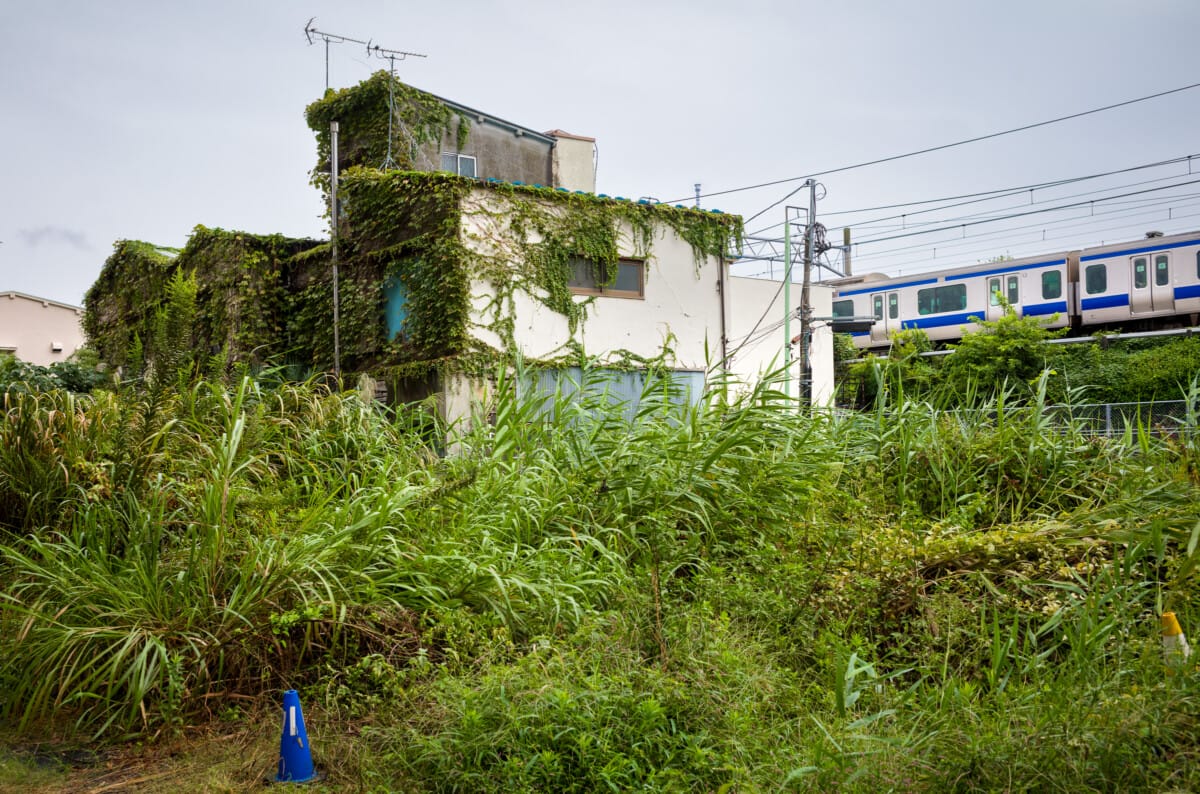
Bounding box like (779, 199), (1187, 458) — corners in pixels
(512, 181), (525, 186)
(276, 690), (318, 783)
(533, 183), (544, 189)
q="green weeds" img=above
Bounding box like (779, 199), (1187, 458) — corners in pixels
(2, 367), (1200, 790)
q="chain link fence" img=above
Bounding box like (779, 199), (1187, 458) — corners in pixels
(1045, 400), (1195, 437)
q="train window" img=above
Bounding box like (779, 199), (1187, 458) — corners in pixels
(916, 284), (966, 315)
(1134, 257), (1147, 289)
(872, 295), (883, 320)
(1007, 276), (1019, 305)
(1155, 254), (1169, 286)
(888, 294), (899, 319)
(988, 278), (1001, 306)
(1085, 264), (1107, 294)
(1042, 271), (1061, 299)
(832, 299), (854, 318)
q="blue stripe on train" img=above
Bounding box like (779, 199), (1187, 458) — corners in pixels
(1081, 294), (1130, 310)
(943, 259), (1066, 281)
(900, 311), (981, 330)
(1080, 237), (1200, 262)
(837, 277), (938, 297)
(1022, 300), (1068, 316)
(1176, 284), (1200, 300)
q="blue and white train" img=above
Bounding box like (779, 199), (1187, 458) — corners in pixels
(830, 230), (1200, 349)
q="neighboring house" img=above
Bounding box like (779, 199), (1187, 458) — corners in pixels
(0, 291), (86, 366)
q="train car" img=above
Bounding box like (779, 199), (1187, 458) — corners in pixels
(1074, 230), (1200, 329)
(832, 250), (1072, 349)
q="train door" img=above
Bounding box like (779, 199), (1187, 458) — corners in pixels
(985, 275), (1020, 320)
(868, 291), (900, 344)
(1130, 252), (1174, 313)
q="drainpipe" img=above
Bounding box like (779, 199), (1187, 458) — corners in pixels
(718, 254), (729, 369)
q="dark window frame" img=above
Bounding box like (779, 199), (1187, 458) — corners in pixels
(568, 256), (646, 300)
(832, 299), (855, 318)
(1085, 264), (1107, 294)
(1134, 257), (1148, 289)
(1041, 270), (1062, 299)
(916, 283), (967, 316)
(1155, 254), (1170, 286)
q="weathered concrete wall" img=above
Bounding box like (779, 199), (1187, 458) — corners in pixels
(726, 276), (834, 405)
(421, 113), (554, 185)
(0, 291), (86, 366)
(550, 134), (596, 193)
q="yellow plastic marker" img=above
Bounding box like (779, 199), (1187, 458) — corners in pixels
(1162, 611), (1192, 672)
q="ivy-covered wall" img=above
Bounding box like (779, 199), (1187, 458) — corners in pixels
(84, 228), (320, 370)
(83, 240), (179, 368)
(304, 169), (743, 384)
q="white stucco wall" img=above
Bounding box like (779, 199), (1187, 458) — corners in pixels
(460, 188), (724, 372)
(549, 135), (597, 193)
(726, 276), (834, 405)
(0, 291), (86, 366)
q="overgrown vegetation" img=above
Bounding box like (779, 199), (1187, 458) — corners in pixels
(842, 308), (1200, 407)
(3, 364), (1200, 790)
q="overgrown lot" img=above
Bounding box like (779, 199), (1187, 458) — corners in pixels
(2, 368), (1200, 791)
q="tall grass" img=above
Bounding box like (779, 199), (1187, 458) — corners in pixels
(2, 365), (1200, 790)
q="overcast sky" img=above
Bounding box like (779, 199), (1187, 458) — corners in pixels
(3, 0), (1199, 305)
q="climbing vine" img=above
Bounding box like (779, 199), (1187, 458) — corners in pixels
(84, 228), (320, 372)
(305, 71), (466, 195)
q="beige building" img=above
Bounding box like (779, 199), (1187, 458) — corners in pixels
(0, 291), (86, 366)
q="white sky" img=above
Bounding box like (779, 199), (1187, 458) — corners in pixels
(2, 0), (1199, 305)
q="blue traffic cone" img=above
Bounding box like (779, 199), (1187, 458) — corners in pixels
(276, 690), (318, 783)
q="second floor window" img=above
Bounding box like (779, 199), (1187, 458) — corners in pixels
(441, 153), (477, 178)
(568, 256), (645, 299)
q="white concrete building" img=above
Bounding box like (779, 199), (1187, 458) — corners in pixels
(431, 184), (833, 422)
(0, 291), (86, 366)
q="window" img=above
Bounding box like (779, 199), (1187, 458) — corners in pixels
(872, 295), (883, 321)
(888, 294), (899, 319)
(1085, 264), (1107, 294)
(916, 284), (966, 315)
(1155, 254), (1169, 286)
(1133, 257), (1147, 289)
(1042, 270), (1062, 299)
(440, 153), (477, 178)
(988, 278), (1001, 306)
(832, 299), (854, 318)
(568, 256), (644, 298)
(1007, 275), (1019, 305)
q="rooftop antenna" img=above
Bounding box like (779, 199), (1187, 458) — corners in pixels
(303, 18), (426, 94)
(366, 41), (428, 170)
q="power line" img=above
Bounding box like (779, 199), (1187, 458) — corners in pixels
(851, 192), (1200, 262)
(851, 206), (1200, 275)
(824, 154), (1198, 226)
(849, 172), (1200, 238)
(743, 154), (1197, 240)
(677, 80), (1200, 207)
(851, 178), (1200, 246)
(725, 81), (1200, 225)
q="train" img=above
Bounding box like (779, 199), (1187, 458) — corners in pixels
(829, 229), (1200, 349)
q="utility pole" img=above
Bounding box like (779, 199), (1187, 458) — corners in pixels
(783, 207), (792, 398)
(799, 178), (816, 402)
(331, 120), (341, 380)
